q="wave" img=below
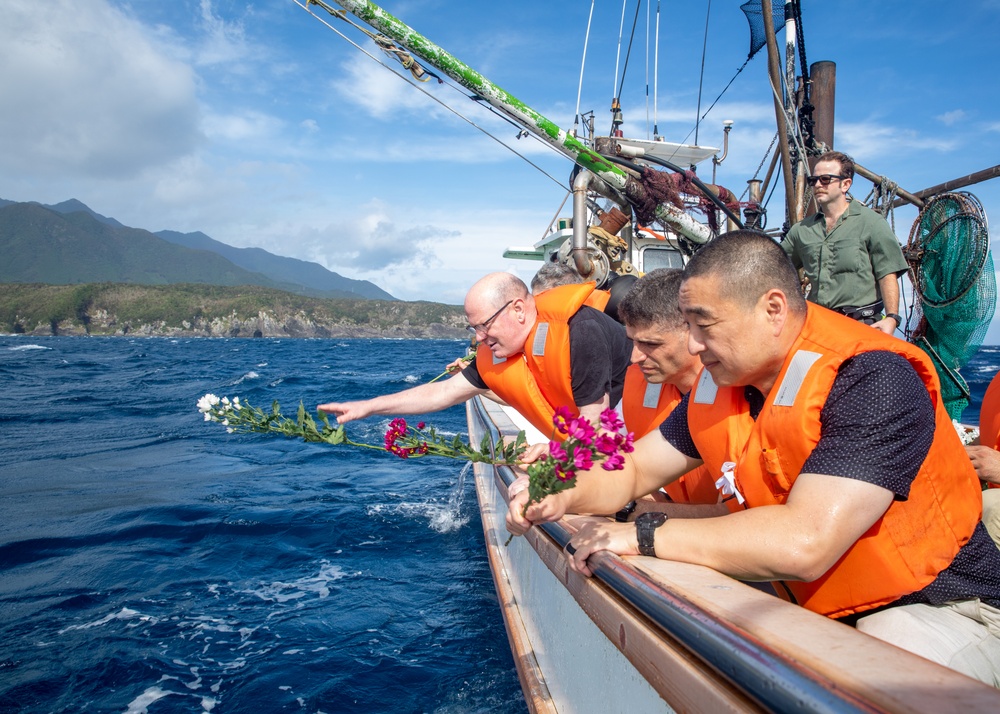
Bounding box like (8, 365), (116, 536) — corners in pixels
(7, 344), (50, 351)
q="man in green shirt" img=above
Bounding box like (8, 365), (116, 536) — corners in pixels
(782, 151), (909, 335)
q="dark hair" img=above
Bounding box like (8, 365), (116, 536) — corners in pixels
(617, 268), (684, 328)
(682, 230), (806, 313)
(816, 150), (855, 181)
(530, 262), (582, 294)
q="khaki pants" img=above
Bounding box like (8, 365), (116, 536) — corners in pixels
(984, 488), (1000, 549)
(856, 599), (1000, 687)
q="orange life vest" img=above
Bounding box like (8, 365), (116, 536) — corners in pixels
(522, 282), (597, 414)
(621, 364), (719, 504)
(584, 289), (611, 312)
(475, 282), (597, 439)
(686, 304), (982, 618)
(980, 371), (1000, 451)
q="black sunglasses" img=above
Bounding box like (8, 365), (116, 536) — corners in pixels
(806, 174), (846, 186)
(467, 300), (513, 336)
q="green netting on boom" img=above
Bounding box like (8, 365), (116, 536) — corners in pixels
(905, 192), (996, 420)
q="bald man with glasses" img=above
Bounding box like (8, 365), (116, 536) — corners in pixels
(781, 151), (909, 335)
(318, 271), (631, 434)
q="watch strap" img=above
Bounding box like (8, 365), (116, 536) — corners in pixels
(635, 512), (668, 557)
(885, 313), (903, 327)
(614, 500), (637, 522)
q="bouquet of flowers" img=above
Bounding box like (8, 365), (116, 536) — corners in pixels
(505, 406), (635, 545)
(196, 393), (527, 465)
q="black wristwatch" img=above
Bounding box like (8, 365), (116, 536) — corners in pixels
(614, 500), (637, 522)
(635, 512), (668, 557)
(885, 313), (903, 328)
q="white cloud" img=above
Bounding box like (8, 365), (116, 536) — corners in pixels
(201, 110), (286, 142)
(195, 0), (249, 67)
(835, 121), (957, 162)
(0, 0), (201, 179)
(936, 110), (967, 126)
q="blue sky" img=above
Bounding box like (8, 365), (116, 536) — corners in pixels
(3, 0), (1000, 337)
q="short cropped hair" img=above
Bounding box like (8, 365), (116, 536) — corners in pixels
(617, 268), (685, 329)
(816, 150), (855, 182)
(531, 262), (582, 294)
(682, 231), (806, 313)
(477, 273), (529, 308)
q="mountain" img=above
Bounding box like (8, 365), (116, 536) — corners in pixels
(155, 229), (393, 300)
(0, 198), (395, 300)
(0, 202), (302, 289)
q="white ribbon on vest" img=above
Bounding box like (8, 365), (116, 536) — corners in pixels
(715, 461), (745, 505)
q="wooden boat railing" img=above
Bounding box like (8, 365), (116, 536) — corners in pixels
(468, 395), (1000, 713)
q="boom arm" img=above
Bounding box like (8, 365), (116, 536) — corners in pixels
(302, 0), (712, 244)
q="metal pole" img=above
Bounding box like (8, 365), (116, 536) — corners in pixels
(761, 0), (797, 227)
(313, 0), (712, 243)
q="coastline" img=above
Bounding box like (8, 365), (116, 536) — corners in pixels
(0, 283), (468, 339)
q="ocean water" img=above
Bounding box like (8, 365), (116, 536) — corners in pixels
(0, 336), (525, 714)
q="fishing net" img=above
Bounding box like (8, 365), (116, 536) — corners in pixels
(905, 192), (996, 419)
(739, 0), (786, 60)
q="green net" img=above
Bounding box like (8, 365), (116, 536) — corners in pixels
(906, 192), (996, 420)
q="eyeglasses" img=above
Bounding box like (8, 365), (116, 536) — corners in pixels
(806, 174), (847, 186)
(467, 300), (513, 337)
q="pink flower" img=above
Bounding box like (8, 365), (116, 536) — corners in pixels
(552, 406), (574, 435)
(417, 422), (426, 430)
(599, 409), (624, 433)
(566, 417), (596, 445)
(548, 440), (568, 462)
(573, 448), (593, 470)
(555, 464), (576, 482)
(601, 452), (626, 471)
(617, 431), (636, 454)
(594, 433), (619, 455)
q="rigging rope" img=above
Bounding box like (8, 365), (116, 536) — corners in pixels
(574, 0), (597, 137)
(694, 0), (713, 145)
(294, 0), (568, 190)
(610, 0), (645, 136)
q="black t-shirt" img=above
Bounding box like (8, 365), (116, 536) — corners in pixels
(658, 350), (1000, 609)
(462, 305), (632, 407)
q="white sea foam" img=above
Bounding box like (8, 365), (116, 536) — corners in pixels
(367, 501), (469, 533)
(231, 371), (259, 385)
(244, 561), (347, 603)
(123, 686), (216, 713)
(59, 607), (155, 634)
(7, 344), (49, 351)
(403, 375), (419, 383)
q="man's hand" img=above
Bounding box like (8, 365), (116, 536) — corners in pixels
(445, 356), (470, 374)
(870, 317), (897, 335)
(966, 445), (1000, 485)
(517, 442), (548, 464)
(316, 400), (372, 424)
(505, 488), (573, 538)
(565, 517), (640, 577)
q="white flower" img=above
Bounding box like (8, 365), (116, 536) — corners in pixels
(204, 412), (212, 422)
(953, 419), (979, 446)
(232, 397), (242, 410)
(222, 396), (230, 406)
(197, 394), (220, 413)
(227, 427), (235, 434)
(222, 419), (229, 426)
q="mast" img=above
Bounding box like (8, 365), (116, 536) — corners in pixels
(303, 0), (712, 244)
(760, 0), (797, 228)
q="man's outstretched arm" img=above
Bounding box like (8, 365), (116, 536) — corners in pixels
(318, 373), (486, 424)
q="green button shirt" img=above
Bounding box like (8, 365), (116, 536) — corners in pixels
(781, 199), (908, 312)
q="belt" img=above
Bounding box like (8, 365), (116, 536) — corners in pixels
(839, 300), (884, 324)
